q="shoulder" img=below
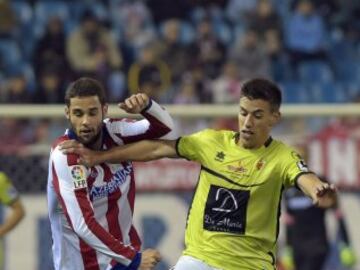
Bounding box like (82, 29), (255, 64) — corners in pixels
(0, 172), (11, 186)
(269, 139), (304, 163)
(51, 134), (70, 150)
(189, 129), (233, 138)
(51, 136), (79, 167)
(180, 129), (235, 147)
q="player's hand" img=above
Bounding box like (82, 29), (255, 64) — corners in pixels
(139, 249), (161, 270)
(118, 93), (149, 114)
(312, 182), (337, 208)
(58, 140), (102, 167)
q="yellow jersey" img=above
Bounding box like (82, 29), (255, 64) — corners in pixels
(176, 129), (311, 270)
(0, 172), (18, 206)
(0, 172), (19, 270)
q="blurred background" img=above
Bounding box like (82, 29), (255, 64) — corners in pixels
(0, 0), (359, 269)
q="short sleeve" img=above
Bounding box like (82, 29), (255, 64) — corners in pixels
(176, 129), (213, 163)
(0, 172), (19, 205)
(282, 149), (312, 188)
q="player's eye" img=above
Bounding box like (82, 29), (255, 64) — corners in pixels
(73, 111), (83, 117)
(240, 111), (247, 116)
(89, 109), (98, 116)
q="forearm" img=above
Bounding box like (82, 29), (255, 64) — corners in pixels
(0, 199), (25, 237)
(297, 173), (320, 199)
(297, 173), (337, 208)
(100, 140), (177, 163)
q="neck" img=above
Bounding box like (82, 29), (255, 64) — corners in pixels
(85, 130), (103, 150)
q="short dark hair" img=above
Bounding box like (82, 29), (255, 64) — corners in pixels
(240, 78), (282, 111)
(65, 77), (107, 106)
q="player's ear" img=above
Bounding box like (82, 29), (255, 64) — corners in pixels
(270, 111), (281, 126)
(102, 104), (108, 118)
(65, 106), (70, 120)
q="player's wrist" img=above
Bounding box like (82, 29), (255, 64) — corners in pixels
(140, 99), (152, 114)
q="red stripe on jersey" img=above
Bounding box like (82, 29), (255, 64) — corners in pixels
(52, 163), (75, 230)
(87, 167), (98, 192)
(102, 164), (123, 242)
(51, 135), (69, 149)
(67, 153), (80, 166)
(75, 189), (137, 260)
(127, 168), (141, 250)
(116, 114), (171, 144)
(52, 163), (100, 270)
(79, 239), (100, 270)
(103, 130), (118, 149)
(129, 225), (141, 251)
(127, 168), (136, 212)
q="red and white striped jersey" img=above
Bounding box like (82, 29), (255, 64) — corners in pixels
(47, 100), (174, 270)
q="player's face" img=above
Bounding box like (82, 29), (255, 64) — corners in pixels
(65, 96), (108, 147)
(238, 97), (280, 149)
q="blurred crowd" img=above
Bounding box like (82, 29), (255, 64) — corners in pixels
(0, 0), (359, 105)
(0, 0), (360, 160)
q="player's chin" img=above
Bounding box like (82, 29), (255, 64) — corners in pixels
(78, 135), (94, 145)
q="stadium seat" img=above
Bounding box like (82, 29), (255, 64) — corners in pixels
(10, 1), (34, 60)
(11, 1), (32, 25)
(333, 60), (360, 84)
(309, 82), (348, 103)
(298, 61), (334, 84)
(70, 2), (109, 23)
(0, 40), (22, 74)
(212, 20), (233, 46)
(279, 81), (309, 103)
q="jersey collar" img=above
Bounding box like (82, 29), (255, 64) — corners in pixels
(233, 132), (273, 148)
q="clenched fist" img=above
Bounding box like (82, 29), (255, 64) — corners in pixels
(119, 94), (150, 114)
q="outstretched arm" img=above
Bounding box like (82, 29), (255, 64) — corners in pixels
(59, 139), (178, 167)
(0, 198), (25, 237)
(297, 173), (337, 208)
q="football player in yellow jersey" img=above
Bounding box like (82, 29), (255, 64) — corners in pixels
(0, 172), (25, 270)
(59, 78), (337, 270)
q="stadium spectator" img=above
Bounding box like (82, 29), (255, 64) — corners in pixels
(32, 16), (69, 82)
(0, 171), (25, 269)
(113, 0), (155, 69)
(182, 64), (213, 103)
(230, 29), (271, 80)
(248, 0), (282, 39)
(264, 29), (287, 81)
(146, 0), (191, 25)
(66, 11), (122, 87)
(210, 61), (242, 104)
(155, 19), (191, 84)
(32, 69), (65, 104)
(173, 77), (208, 135)
(47, 77), (174, 270)
(225, 0), (257, 23)
(1, 72), (32, 103)
(190, 18), (226, 80)
(59, 78), (338, 270)
(127, 43), (171, 101)
(285, 0), (328, 69)
(0, 0), (17, 38)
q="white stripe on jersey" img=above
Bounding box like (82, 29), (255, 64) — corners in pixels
(48, 99), (174, 270)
